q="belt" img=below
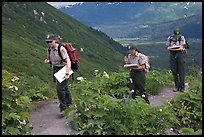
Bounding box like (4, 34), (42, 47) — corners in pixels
(131, 69), (143, 73)
(53, 66), (64, 70)
(170, 50), (185, 53)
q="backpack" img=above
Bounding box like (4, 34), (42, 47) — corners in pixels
(48, 42), (80, 72)
(169, 35), (189, 49)
(138, 53), (150, 73)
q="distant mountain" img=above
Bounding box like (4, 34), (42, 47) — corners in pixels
(122, 14), (202, 40)
(2, 2), (125, 82)
(59, 2), (202, 39)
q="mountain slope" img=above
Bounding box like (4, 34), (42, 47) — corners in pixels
(2, 2), (125, 82)
(59, 2), (202, 39)
(60, 2), (201, 26)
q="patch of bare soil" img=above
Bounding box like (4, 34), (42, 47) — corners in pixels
(149, 86), (180, 107)
(28, 99), (76, 135)
(28, 84), (189, 135)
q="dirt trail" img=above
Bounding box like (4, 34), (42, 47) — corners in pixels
(28, 99), (76, 135)
(28, 85), (188, 135)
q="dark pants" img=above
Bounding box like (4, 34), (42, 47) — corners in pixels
(169, 51), (186, 90)
(53, 66), (72, 111)
(130, 70), (149, 104)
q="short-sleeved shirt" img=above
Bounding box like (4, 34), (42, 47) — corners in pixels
(127, 53), (145, 70)
(48, 44), (69, 67)
(166, 35), (186, 48)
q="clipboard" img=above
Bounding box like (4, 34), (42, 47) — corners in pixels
(54, 66), (74, 83)
(168, 45), (181, 50)
(124, 64), (139, 68)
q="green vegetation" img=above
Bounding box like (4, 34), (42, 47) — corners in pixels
(2, 2), (124, 83)
(65, 68), (202, 135)
(2, 2), (202, 135)
(2, 67), (202, 135)
(2, 70), (55, 135)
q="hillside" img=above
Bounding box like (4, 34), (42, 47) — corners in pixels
(2, 2), (126, 82)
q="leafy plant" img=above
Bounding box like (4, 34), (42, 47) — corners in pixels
(2, 70), (32, 135)
(66, 69), (187, 135)
(165, 70), (202, 135)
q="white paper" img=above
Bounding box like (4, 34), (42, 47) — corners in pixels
(124, 64), (139, 68)
(54, 66), (74, 83)
(168, 45), (181, 50)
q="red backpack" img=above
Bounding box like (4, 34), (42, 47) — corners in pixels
(48, 42), (80, 72)
(58, 42), (80, 71)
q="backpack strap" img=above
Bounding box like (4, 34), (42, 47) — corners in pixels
(58, 43), (75, 82)
(58, 43), (68, 64)
(57, 44), (63, 63)
(170, 35), (182, 44)
(137, 53), (145, 66)
(48, 47), (52, 68)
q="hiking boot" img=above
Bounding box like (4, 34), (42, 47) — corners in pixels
(146, 99), (150, 104)
(173, 87), (180, 92)
(179, 88), (185, 92)
(58, 110), (65, 118)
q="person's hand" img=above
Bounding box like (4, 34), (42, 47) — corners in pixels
(168, 45), (185, 51)
(44, 59), (50, 64)
(63, 74), (69, 80)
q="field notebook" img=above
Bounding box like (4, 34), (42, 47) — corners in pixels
(54, 66), (74, 83)
(168, 45), (181, 50)
(124, 64), (139, 68)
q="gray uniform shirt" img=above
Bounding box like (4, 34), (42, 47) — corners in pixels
(127, 53), (145, 70)
(166, 35), (186, 47)
(48, 44), (69, 67)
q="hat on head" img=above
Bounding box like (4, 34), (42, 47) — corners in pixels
(127, 43), (138, 55)
(46, 33), (58, 42)
(173, 28), (180, 35)
(127, 43), (138, 50)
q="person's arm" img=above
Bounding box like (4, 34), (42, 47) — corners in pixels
(166, 36), (171, 50)
(127, 64), (145, 70)
(60, 47), (71, 79)
(169, 45), (185, 51)
(64, 57), (71, 79)
(124, 56), (129, 64)
(44, 52), (50, 64)
(168, 36), (186, 51)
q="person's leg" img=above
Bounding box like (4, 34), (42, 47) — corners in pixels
(177, 51), (186, 91)
(170, 53), (179, 91)
(65, 85), (72, 107)
(129, 71), (136, 99)
(56, 79), (69, 112)
(134, 71), (150, 104)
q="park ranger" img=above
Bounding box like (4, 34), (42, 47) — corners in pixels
(166, 28), (187, 92)
(124, 43), (150, 104)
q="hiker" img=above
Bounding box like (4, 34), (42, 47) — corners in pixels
(44, 33), (72, 116)
(166, 28), (187, 92)
(124, 43), (150, 104)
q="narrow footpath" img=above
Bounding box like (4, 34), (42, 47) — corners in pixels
(28, 85), (188, 135)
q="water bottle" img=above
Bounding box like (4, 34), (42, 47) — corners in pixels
(122, 95), (126, 104)
(128, 90), (134, 99)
